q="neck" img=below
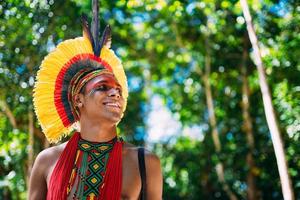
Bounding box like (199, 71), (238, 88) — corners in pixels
(79, 118), (117, 142)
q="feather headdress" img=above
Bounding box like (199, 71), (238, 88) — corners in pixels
(33, 2), (128, 143)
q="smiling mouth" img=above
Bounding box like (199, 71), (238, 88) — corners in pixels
(103, 102), (121, 109)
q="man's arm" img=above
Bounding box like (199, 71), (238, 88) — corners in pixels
(28, 151), (48, 200)
(145, 152), (163, 200)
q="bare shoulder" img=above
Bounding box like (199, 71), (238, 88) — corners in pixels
(28, 142), (67, 199)
(122, 142), (160, 163)
(39, 142), (66, 158)
(122, 142), (162, 179)
(123, 142), (163, 199)
(35, 142), (66, 169)
(31, 142), (67, 181)
(144, 149), (161, 166)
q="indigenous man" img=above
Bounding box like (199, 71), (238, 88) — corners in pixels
(28, 5), (162, 200)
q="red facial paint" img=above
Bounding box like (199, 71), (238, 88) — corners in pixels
(85, 74), (122, 96)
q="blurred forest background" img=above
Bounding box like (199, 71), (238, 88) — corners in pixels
(0, 0), (299, 199)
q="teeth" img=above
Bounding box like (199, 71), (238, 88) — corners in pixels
(105, 102), (120, 108)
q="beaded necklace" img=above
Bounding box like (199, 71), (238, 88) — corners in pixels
(67, 136), (118, 200)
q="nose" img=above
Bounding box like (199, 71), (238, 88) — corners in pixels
(108, 88), (121, 98)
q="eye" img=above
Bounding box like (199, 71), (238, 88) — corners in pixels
(95, 84), (109, 91)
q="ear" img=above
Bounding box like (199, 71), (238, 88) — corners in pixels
(73, 93), (84, 108)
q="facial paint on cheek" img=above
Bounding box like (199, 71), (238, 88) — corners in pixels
(87, 88), (97, 96)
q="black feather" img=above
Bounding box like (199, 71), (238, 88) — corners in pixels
(91, 0), (100, 56)
(99, 25), (112, 53)
(81, 14), (94, 51)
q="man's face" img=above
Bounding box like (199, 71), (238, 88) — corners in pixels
(78, 73), (125, 123)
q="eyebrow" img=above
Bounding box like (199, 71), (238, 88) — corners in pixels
(93, 80), (121, 87)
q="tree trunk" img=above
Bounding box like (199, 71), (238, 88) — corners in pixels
(144, 61), (152, 148)
(240, 0), (294, 199)
(27, 110), (34, 187)
(0, 99), (17, 129)
(241, 36), (258, 200)
(203, 39), (238, 200)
